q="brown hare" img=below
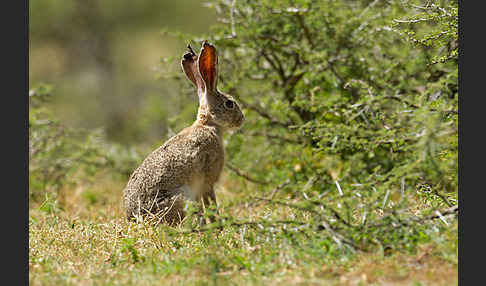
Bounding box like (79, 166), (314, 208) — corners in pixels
(123, 41), (245, 225)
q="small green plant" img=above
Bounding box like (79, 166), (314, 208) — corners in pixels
(38, 193), (62, 214)
(121, 238), (142, 264)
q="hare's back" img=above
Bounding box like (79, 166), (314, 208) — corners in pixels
(126, 132), (204, 193)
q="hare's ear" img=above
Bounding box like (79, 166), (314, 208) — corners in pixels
(198, 41), (218, 92)
(181, 44), (205, 94)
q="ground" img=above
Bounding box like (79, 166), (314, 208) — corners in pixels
(29, 174), (457, 286)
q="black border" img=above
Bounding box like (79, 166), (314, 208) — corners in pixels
(458, 0), (475, 285)
(3, 0), (29, 283)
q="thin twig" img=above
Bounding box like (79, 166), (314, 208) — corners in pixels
(365, 205), (458, 229)
(230, 0), (237, 37)
(295, 13), (315, 48)
(261, 50), (286, 82)
(178, 219), (307, 234)
(306, 200), (353, 227)
(226, 163), (270, 185)
(237, 96), (293, 128)
(254, 197), (321, 215)
(268, 179), (291, 200)
(244, 197), (361, 251)
(431, 189), (453, 207)
(246, 131), (302, 144)
(317, 220), (360, 252)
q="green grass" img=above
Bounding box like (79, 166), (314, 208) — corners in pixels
(29, 0), (458, 284)
(29, 174), (457, 286)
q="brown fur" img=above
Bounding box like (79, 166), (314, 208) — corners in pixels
(123, 41), (244, 225)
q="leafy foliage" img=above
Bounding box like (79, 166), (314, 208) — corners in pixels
(161, 0), (458, 252)
(392, 0), (458, 65)
(29, 84), (142, 202)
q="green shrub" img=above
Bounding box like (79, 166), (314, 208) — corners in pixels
(29, 84), (142, 203)
(161, 0), (457, 251)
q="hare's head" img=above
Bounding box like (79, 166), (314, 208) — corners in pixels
(181, 41), (245, 129)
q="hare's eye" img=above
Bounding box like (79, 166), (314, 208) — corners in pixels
(225, 100), (234, 109)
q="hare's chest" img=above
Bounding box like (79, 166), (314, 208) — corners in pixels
(204, 146), (224, 183)
(181, 151), (223, 201)
(197, 134), (224, 182)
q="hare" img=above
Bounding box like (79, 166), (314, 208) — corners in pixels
(123, 41), (245, 225)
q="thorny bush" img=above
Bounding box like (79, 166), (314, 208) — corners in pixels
(160, 0), (458, 252)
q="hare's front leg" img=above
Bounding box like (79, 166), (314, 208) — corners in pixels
(199, 185), (218, 225)
(205, 187), (219, 223)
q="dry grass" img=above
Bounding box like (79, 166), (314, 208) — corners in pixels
(29, 174), (457, 285)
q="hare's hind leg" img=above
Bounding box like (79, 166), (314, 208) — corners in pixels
(152, 192), (186, 226)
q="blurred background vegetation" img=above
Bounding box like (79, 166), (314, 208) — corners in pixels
(30, 0), (457, 270)
(30, 0), (217, 145)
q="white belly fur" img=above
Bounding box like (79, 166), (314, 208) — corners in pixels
(182, 174), (205, 201)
